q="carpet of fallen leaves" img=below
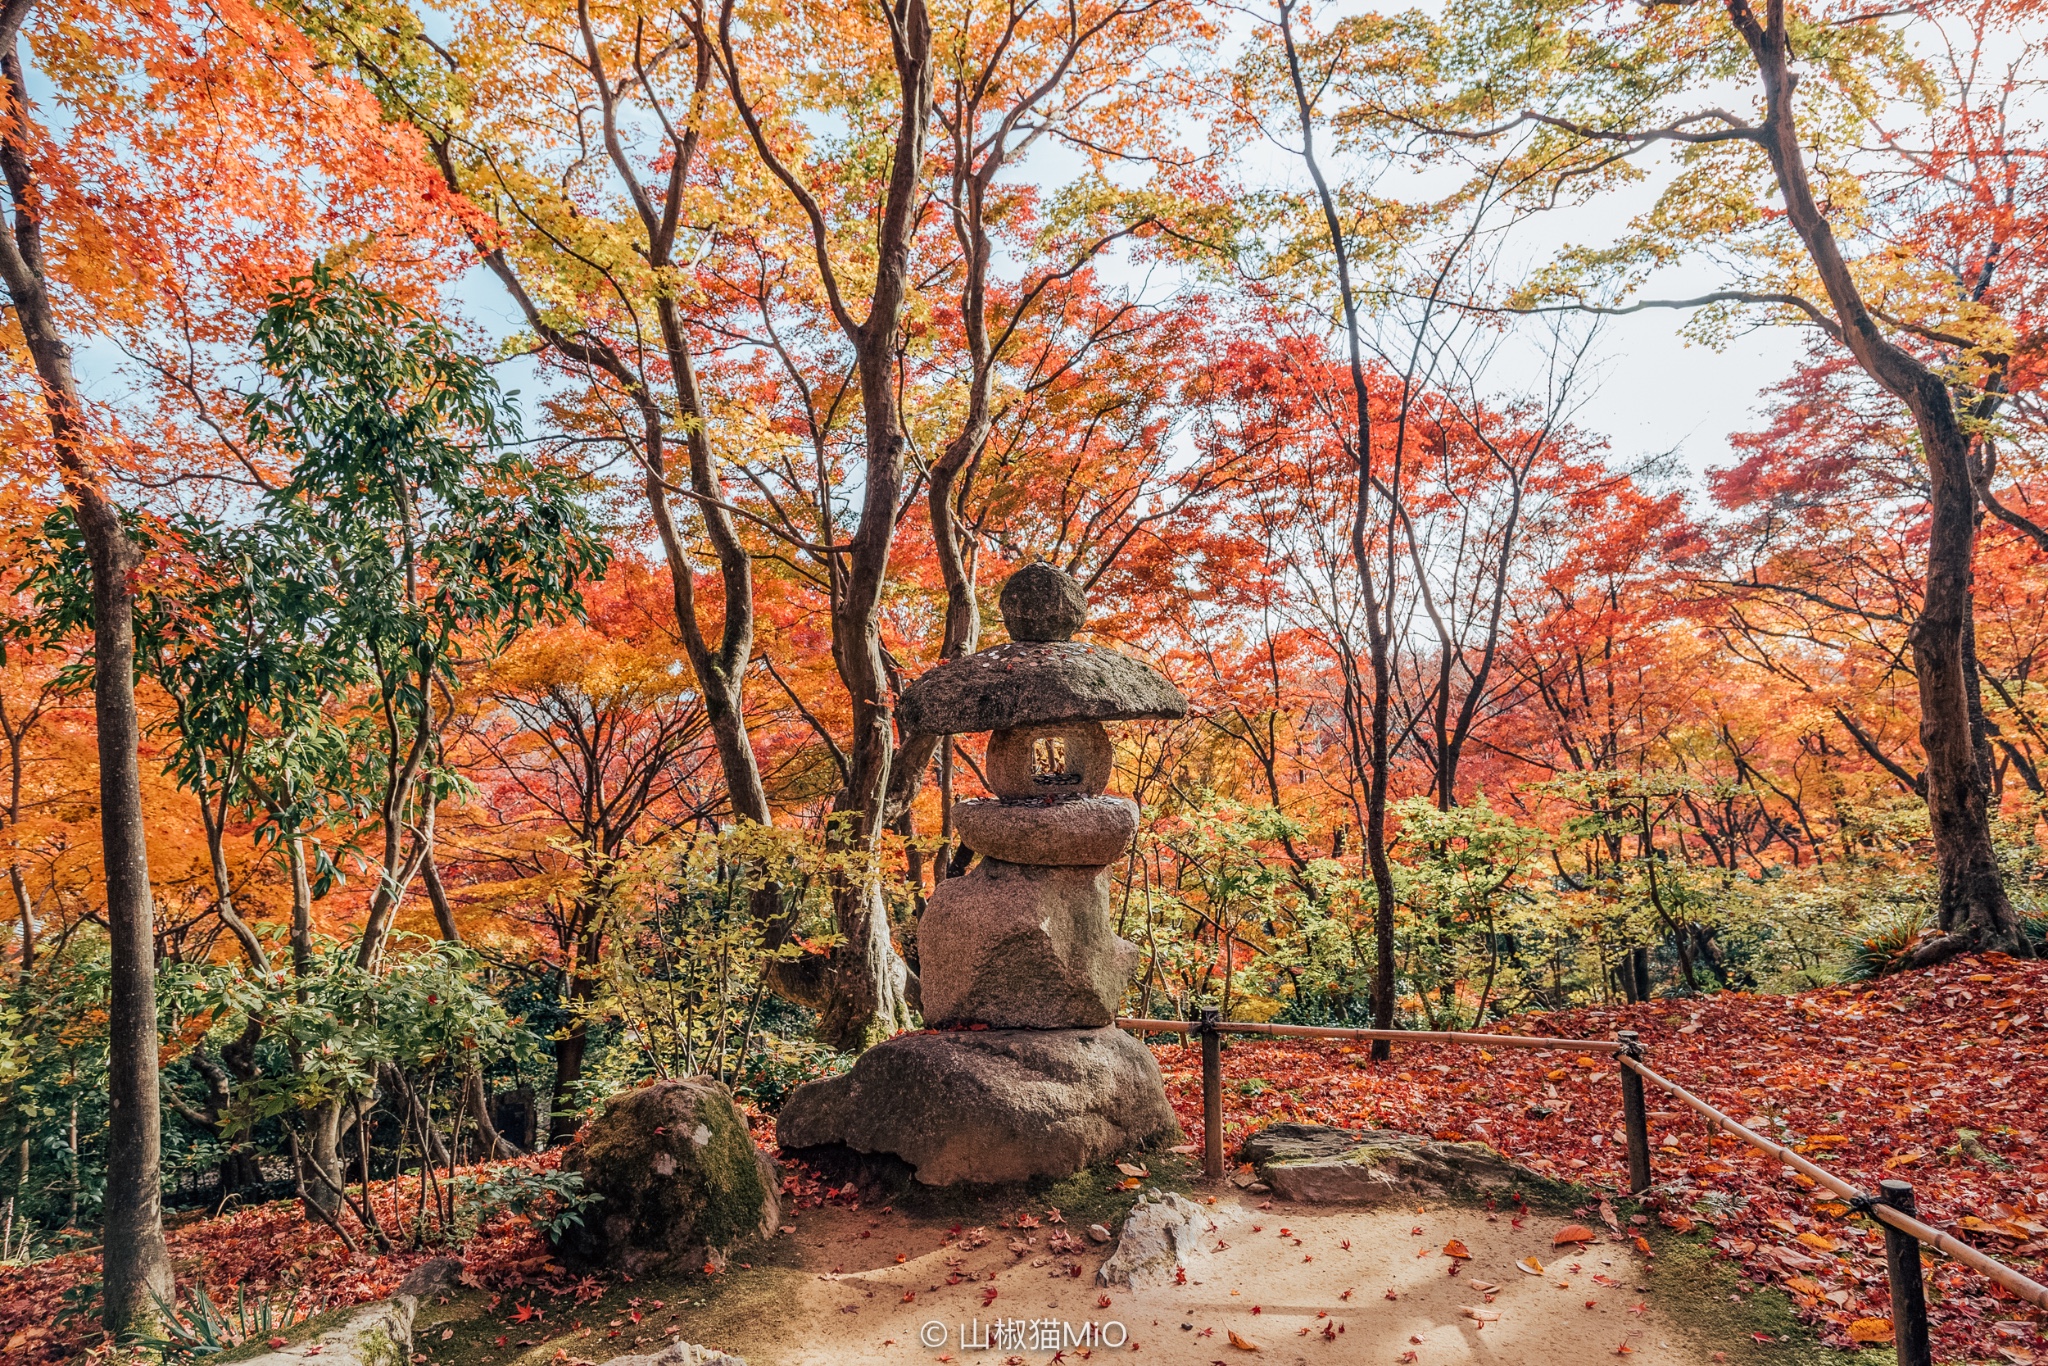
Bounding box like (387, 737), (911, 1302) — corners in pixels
(0, 1153), (578, 1363)
(1158, 951), (2048, 1362)
(3, 954), (2045, 1364)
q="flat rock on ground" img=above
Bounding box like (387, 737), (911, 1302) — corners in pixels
(1096, 1190), (1241, 1289)
(1241, 1122), (1564, 1204)
(775, 1026), (1177, 1185)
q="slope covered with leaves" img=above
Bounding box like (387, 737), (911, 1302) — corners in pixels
(1160, 951), (2048, 1360)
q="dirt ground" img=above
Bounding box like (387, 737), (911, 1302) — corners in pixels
(460, 1192), (1741, 1366)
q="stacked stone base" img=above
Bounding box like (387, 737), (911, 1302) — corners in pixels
(775, 699), (1176, 1186)
(775, 1026), (1178, 1186)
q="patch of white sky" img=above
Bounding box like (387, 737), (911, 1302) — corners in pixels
(1009, 0), (1813, 497)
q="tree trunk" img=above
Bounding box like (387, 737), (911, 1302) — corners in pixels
(0, 12), (172, 1333)
(548, 923), (605, 1147)
(402, 20), (775, 833)
(1731, 0), (2026, 961)
(1906, 452), (2017, 955)
(709, 0), (934, 1047)
(1278, 0), (1401, 1060)
(285, 833), (314, 979)
(1364, 670), (1398, 1058)
(380, 1063), (452, 1169)
(818, 874), (915, 1049)
(649, 295), (773, 827)
(355, 658), (435, 970)
(299, 1097), (352, 1219)
(200, 790), (270, 972)
(818, 672), (917, 1048)
(548, 1025), (588, 1150)
(464, 1066), (521, 1160)
(10, 865), (30, 971)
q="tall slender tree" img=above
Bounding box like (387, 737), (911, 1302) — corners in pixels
(0, 0), (173, 1332)
(299, 0), (778, 828)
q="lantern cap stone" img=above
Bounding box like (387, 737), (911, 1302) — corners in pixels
(1000, 562), (1088, 642)
(897, 565), (1186, 734)
(896, 640), (1186, 735)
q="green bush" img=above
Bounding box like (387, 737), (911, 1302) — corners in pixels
(451, 1164), (600, 1239)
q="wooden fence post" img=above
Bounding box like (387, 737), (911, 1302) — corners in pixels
(1201, 1008), (1224, 1181)
(1879, 1180), (1933, 1366)
(1617, 1030), (1652, 1196)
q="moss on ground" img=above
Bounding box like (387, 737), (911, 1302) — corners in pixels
(1631, 1208), (1843, 1366)
(408, 1232), (804, 1366)
(880, 1150), (1196, 1225)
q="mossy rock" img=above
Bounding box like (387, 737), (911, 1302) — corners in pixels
(552, 1077), (781, 1276)
(1239, 1123), (1574, 1205)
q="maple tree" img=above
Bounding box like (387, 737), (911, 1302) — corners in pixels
(1308, 0), (2048, 961)
(0, 0), (175, 1328)
(316, 0), (783, 830)
(451, 559), (729, 1141)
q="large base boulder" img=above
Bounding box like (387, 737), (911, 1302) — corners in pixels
(554, 1077), (781, 1276)
(917, 859), (1140, 1027)
(1239, 1123), (1556, 1204)
(776, 1026), (1178, 1185)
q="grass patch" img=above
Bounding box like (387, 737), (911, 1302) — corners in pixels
(1636, 1217), (1840, 1366)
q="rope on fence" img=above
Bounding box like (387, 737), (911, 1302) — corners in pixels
(1621, 1054), (2048, 1312)
(1116, 1010), (2048, 1344)
(1115, 1017), (1627, 1054)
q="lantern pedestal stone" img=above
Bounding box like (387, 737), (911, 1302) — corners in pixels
(774, 565), (1185, 1185)
(917, 858), (1141, 1029)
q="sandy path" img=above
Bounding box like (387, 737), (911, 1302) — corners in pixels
(710, 1195), (1709, 1366)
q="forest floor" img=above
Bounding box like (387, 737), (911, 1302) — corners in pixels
(1, 950), (2044, 1364)
(391, 1185), (1800, 1366)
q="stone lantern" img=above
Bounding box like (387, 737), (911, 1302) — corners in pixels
(775, 564), (1185, 1185)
